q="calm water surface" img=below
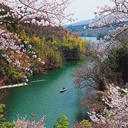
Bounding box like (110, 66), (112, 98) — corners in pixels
(5, 60), (88, 127)
(80, 37), (98, 42)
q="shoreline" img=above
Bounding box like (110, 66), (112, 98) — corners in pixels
(0, 83), (28, 89)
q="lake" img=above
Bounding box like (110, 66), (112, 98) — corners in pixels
(80, 37), (98, 42)
(4, 60), (88, 127)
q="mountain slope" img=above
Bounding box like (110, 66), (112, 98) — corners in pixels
(65, 18), (109, 38)
(64, 18), (98, 27)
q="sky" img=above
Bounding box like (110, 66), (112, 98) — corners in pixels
(0, 0), (113, 24)
(66, 0), (113, 23)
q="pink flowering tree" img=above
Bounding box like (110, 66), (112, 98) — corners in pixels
(86, 0), (128, 53)
(0, 27), (47, 126)
(0, 0), (73, 26)
(88, 84), (128, 128)
(0, 28), (28, 82)
(0, 0), (73, 125)
(82, 2), (128, 126)
(0, 0), (73, 85)
(73, 0), (128, 90)
(0, 27), (46, 84)
(14, 114), (47, 128)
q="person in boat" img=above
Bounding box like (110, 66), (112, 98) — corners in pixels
(60, 87), (66, 92)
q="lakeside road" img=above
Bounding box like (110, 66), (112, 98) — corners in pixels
(0, 83), (28, 89)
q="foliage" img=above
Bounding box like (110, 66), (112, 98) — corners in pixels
(73, 53), (106, 91)
(18, 30), (86, 69)
(97, 33), (105, 40)
(0, 20), (86, 87)
(0, 104), (14, 128)
(0, 27), (46, 85)
(60, 35), (86, 60)
(53, 115), (69, 128)
(0, 0), (78, 86)
(45, 34), (87, 61)
(72, 120), (92, 128)
(4, 23), (19, 34)
(102, 42), (128, 84)
(84, 0), (128, 55)
(0, 1), (86, 86)
(0, 104), (6, 121)
(73, 0), (128, 127)
(80, 120), (92, 128)
(0, 0), (73, 25)
(0, 104), (46, 128)
(14, 115), (46, 128)
(73, 37), (128, 92)
(88, 84), (128, 128)
(66, 24), (109, 38)
(19, 23), (70, 41)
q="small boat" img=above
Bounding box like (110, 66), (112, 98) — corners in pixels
(60, 88), (67, 93)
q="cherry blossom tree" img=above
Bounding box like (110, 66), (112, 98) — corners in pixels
(88, 84), (128, 128)
(0, 27), (45, 84)
(0, 0), (73, 125)
(87, 0), (128, 53)
(0, 0), (73, 85)
(82, 2), (128, 126)
(14, 114), (47, 128)
(0, 0), (73, 26)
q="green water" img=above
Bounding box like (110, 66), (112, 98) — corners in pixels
(4, 60), (88, 127)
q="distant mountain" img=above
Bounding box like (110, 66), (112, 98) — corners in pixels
(64, 18), (109, 39)
(64, 18), (98, 27)
(65, 17), (124, 39)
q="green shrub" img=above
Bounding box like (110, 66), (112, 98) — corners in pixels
(53, 115), (69, 128)
(0, 104), (15, 128)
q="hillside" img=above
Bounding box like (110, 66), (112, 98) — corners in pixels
(65, 18), (109, 38)
(64, 18), (98, 27)
(0, 2), (87, 86)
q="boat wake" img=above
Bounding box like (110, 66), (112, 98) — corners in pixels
(30, 79), (45, 83)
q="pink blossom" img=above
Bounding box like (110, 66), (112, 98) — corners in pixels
(42, 61), (45, 64)
(1, 0), (73, 26)
(33, 55), (37, 58)
(28, 44), (32, 48)
(88, 84), (128, 127)
(38, 58), (41, 61)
